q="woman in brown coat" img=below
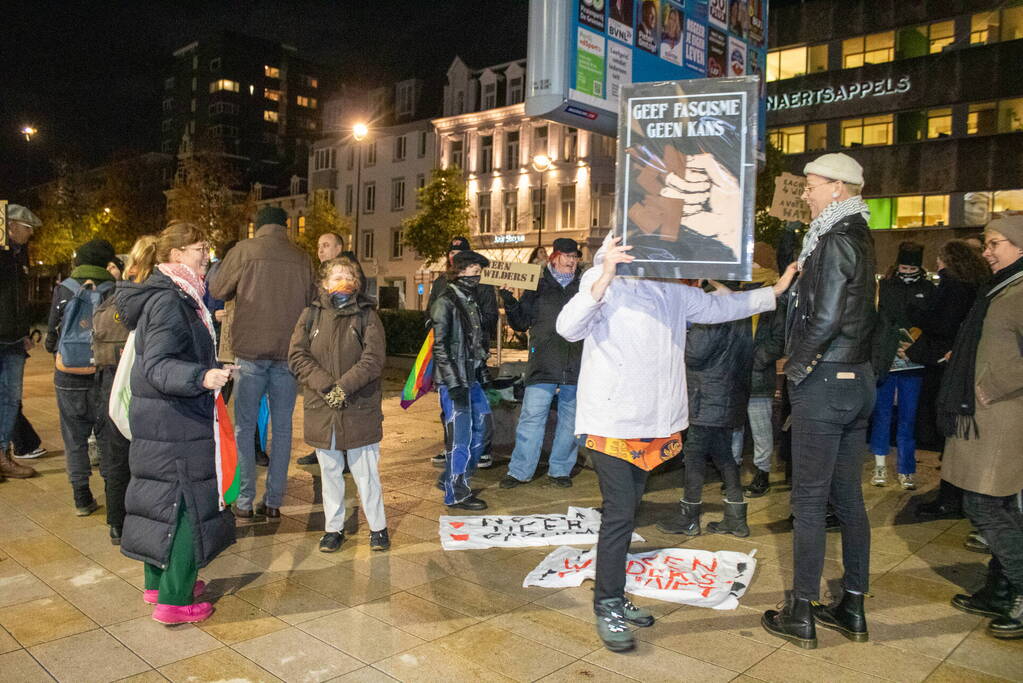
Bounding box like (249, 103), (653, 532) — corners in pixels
(288, 256), (388, 553)
(941, 216), (1023, 640)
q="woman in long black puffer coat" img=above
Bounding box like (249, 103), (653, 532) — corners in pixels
(117, 221), (235, 625)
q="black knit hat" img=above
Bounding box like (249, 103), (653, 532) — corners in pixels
(74, 239), (117, 268)
(897, 241), (924, 268)
(449, 236), (471, 252)
(451, 250), (490, 271)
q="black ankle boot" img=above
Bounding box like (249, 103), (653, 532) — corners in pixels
(952, 568), (1014, 619)
(813, 591), (868, 642)
(656, 500), (701, 535)
(762, 598), (817, 649)
(707, 501), (750, 538)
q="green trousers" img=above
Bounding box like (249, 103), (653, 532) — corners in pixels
(143, 499), (199, 606)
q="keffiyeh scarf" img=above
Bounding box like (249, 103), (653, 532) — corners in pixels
(157, 262), (216, 342)
(797, 196), (871, 269)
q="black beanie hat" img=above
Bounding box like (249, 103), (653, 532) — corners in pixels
(897, 241), (924, 268)
(75, 239), (117, 268)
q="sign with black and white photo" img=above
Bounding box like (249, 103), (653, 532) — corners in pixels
(615, 76), (758, 280)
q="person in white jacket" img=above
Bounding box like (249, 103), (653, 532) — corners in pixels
(557, 233), (796, 653)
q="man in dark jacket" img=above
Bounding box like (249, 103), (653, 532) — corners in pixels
(763, 153), (877, 649)
(657, 282), (754, 538)
(499, 238), (583, 489)
(427, 236), (498, 469)
(0, 205), (42, 481)
(431, 250), (493, 510)
(210, 206), (315, 519)
(46, 238), (119, 513)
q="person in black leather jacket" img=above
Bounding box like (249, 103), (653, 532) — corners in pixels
(431, 250), (493, 510)
(763, 152), (877, 650)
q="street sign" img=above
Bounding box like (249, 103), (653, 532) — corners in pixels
(526, 0), (767, 140)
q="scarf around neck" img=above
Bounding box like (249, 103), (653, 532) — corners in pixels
(157, 262), (215, 342)
(797, 196), (871, 269)
(548, 264), (575, 288)
(937, 256), (1023, 440)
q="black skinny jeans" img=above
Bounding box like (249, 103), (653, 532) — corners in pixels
(789, 361), (874, 600)
(95, 367), (131, 528)
(589, 447), (649, 606)
(683, 425), (743, 503)
(963, 491), (1023, 593)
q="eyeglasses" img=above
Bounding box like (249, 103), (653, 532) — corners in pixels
(801, 181), (836, 194)
(180, 244), (210, 254)
(983, 238), (1010, 251)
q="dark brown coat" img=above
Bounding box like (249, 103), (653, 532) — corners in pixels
(288, 292), (385, 450)
(209, 224), (315, 361)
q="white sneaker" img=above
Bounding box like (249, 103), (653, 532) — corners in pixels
(898, 473), (916, 490)
(871, 466), (888, 487)
(13, 447), (47, 460)
(477, 454), (493, 469)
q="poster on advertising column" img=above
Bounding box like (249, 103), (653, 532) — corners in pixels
(615, 77), (758, 280)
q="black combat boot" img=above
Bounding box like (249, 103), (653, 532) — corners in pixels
(707, 501), (750, 538)
(813, 591), (868, 642)
(656, 500), (701, 535)
(952, 565), (1015, 619)
(762, 598), (817, 649)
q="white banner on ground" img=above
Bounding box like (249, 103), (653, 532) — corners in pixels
(523, 545), (757, 610)
(439, 507), (644, 551)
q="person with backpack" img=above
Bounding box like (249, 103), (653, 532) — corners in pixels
(45, 238), (119, 515)
(288, 255), (389, 552)
(0, 205), (42, 481)
(91, 235), (157, 544)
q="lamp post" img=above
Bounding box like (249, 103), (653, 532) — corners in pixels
(531, 153), (552, 249)
(20, 126), (37, 189)
(351, 122), (369, 257)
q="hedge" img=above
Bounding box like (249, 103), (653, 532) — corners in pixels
(378, 309), (431, 355)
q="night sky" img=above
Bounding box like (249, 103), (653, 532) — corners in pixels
(0, 0), (529, 197)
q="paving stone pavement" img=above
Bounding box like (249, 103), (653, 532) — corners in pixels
(1, 352), (1021, 682)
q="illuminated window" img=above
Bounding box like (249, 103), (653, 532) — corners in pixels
(296, 96), (317, 109)
(766, 44), (828, 82)
(993, 189), (1023, 214)
(478, 192), (492, 233)
(263, 110), (279, 122)
(898, 21), (955, 58)
(807, 123), (827, 151)
(209, 79), (239, 93)
(264, 88), (281, 101)
(927, 108), (952, 138)
(889, 194), (949, 228)
(971, 11), (999, 44)
(248, 222), (255, 238)
(842, 31), (895, 68)
(998, 98), (1023, 133)
(768, 126), (806, 155)
(1002, 5), (1023, 41)
(927, 21), (956, 53)
(302, 75), (319, 88)
(968, 101), (997, 135)
(297, 215), (306, 235)
(841, 115), (893, 147)
(264, 65), (281, 78)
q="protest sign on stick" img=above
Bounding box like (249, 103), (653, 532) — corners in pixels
(480, 261), (543, 291)
(768, 172), (811, 223)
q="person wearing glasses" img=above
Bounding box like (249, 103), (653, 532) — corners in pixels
(762, 153), (877, 649)
(942, 216), (1023, 640)
(499, 238), (584, 490)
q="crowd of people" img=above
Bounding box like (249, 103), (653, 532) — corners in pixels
(0, 150), (1020, 648)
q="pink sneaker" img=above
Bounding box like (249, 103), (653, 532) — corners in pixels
(143, 580), (206, 605)
(152, 601), (214, 625)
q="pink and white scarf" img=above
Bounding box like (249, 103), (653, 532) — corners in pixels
(157, 263), (216, 343)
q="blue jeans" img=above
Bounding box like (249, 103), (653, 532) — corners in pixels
(731, 396), (774, 472)
(439, 383), (491, 505)
(508, 383), (578, 481)
(234, 359), (297, 509)
(0, 350), (25, 450)
(869, 369), (923, 475)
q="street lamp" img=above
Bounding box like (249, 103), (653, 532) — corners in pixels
(531, 153), (553, 249)
(21, 125), (38, 189)
(351, 122), (369, 257)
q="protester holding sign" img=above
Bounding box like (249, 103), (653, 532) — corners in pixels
(557, 233), (796, 653)
(431, 250), (494, 510)
(116, 221), (236, 625)
(499, 238), (584, 489)
(762, 152), (877, 650)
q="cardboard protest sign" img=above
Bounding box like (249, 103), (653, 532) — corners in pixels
(768, 172), (811, 223)
(439, 506), (644, 551)
(524, 545), (757, 610)
(480, 261), (543, 291)
(616, 76), (759, 280)
(0, 201), (8, 250)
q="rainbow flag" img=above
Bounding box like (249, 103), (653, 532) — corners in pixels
(401, 329), (435, 409)
(213, 392), (240, 509)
